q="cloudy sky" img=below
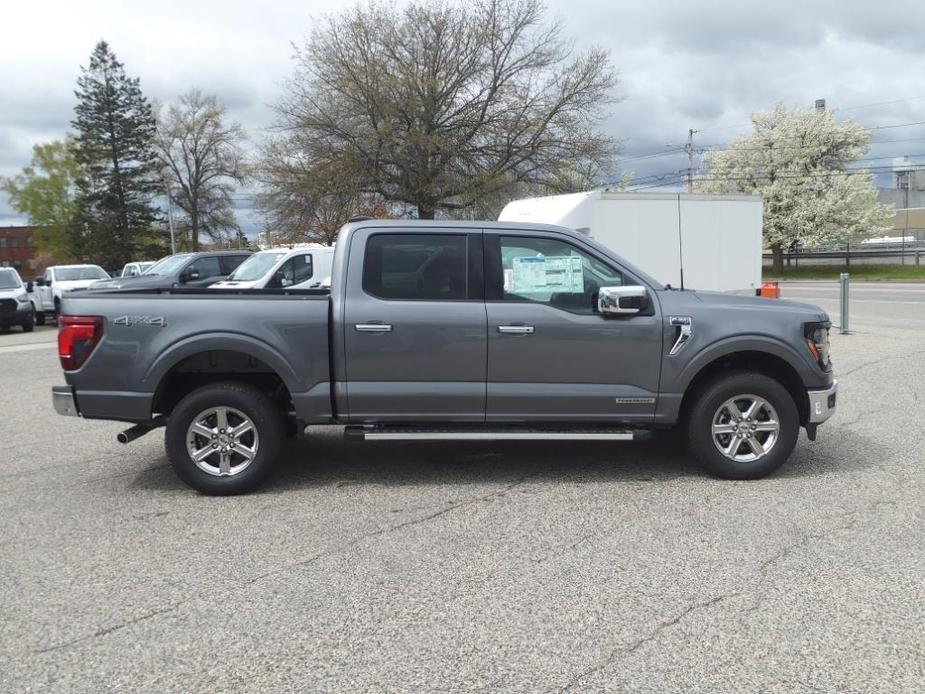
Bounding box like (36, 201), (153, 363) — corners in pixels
(3, 0), (925, 234)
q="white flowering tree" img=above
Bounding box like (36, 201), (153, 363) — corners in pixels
(697, 103), (892, 273)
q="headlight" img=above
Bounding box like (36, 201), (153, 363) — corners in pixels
(804, 321), (832, 371)
(16, 293), (28, 303)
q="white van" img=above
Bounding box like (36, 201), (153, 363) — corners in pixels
(209, 246), (335, 290)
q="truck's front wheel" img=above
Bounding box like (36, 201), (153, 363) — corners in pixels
(165, 382), (284, 495)
(686, 372), (799, 480)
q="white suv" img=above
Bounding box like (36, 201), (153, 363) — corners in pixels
(0, 267), (34, 332)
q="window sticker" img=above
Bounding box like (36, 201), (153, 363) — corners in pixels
(511, 255), (583, 293)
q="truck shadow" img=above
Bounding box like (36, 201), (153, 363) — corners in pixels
(131, 427), (882, 493)
(258, 426), (881, 492)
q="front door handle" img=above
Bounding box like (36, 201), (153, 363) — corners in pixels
(355, 323), (393, 333)
(498, 325), (534, 335)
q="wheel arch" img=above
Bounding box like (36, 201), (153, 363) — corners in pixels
(148, 334), (302, 417)
(678, 348), (810, 425)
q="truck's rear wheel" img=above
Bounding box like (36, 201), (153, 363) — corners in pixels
(685, 372), (799, 480)
(165, 382), (284, 495)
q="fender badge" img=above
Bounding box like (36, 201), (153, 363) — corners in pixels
(114, 315), (166, 327)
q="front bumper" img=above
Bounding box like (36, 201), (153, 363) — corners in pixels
(0, 301), (32, 325)
(807, 379), (838, 424)
(52, 386), (80, 417)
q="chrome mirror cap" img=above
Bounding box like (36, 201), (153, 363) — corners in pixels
(599, 286), (647, 315)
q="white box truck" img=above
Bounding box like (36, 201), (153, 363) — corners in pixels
(498, 191), (763, 292)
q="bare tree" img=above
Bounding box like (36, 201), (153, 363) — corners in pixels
(256, 137), (390, 245)
(156, 90), (248, 250)
(269, 0), (618, 220)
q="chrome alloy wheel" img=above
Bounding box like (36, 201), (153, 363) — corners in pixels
(186, 406), (260, 477)
(711, 395), (780, 463)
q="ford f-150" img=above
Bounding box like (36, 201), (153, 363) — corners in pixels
(52, 220), (837, 494)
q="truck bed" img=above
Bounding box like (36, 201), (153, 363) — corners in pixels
(60, 288), (332, 423)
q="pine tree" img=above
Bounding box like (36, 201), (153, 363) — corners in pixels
(71, 41), (162, 268)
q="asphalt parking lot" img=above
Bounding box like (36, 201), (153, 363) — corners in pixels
(1, 283), (924, 693)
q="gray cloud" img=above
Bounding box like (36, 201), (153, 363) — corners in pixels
(3, 0), (924, 228)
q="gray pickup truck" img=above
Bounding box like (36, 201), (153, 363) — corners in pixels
(53, 220), (837, 494)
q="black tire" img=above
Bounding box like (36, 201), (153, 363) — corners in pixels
(165, 382), (284, 495)
(685, 371), (799, 480)
(33, 304), (46, 326)
(21, 311), (34, 332)
(53, 298), (61, 322)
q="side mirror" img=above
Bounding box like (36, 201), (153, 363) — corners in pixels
(598, 286), (648, 316)
(26, 281), (33, 292)
(180, 269), (200, 283)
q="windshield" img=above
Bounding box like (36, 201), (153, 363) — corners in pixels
(0, 269), (22, 289)
(144, 254), (192, 276)
(227, 252), (286, 281)
(56, 266), (109, 281)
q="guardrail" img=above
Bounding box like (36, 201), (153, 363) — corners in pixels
(762, 248), (923, 265)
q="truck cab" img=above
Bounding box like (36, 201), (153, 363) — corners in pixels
(120, 261), (155, 277)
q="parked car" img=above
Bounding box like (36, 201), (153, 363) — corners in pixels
(89, 251), (251, 291)
(209, 246), (335, 290)
(52, 220), (837, 495)
(30, 264), (111, 324)
(0, 267), (34, 332)
(120, 261), (156, 277)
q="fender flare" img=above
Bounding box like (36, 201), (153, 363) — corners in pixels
(675, 334), (813, 392)
(144, 332), (305, 396)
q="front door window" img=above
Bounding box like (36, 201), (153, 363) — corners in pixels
(497, 236), (623, 314)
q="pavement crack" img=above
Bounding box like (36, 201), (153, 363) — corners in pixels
(34, 605), (180, 654)
(246, 472), (539, 585)
(554, 593), (740, 692)
(742, 499), (898, 617)
(839, 349), (925, 377)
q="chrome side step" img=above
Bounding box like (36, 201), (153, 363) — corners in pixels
(345, 427), (645, 442)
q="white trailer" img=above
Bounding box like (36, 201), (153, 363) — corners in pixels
(498, 191), (763, 292)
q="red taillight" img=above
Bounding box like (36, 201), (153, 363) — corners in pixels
(58, 316), (104, 371)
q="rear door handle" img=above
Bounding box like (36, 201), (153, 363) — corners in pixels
(498, 325), (534, 335)
(355, 323), (393, 333)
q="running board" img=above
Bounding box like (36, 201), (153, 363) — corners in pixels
(345, 426), (648, 442)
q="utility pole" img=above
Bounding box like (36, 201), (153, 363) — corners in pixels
(685, 128), (696, 193)
(162, 178), (177, 255)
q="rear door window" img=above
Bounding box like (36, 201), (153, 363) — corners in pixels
(363, 234), (468, 301)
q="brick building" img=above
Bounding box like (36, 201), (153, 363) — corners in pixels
(0, 226), (39, 272)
